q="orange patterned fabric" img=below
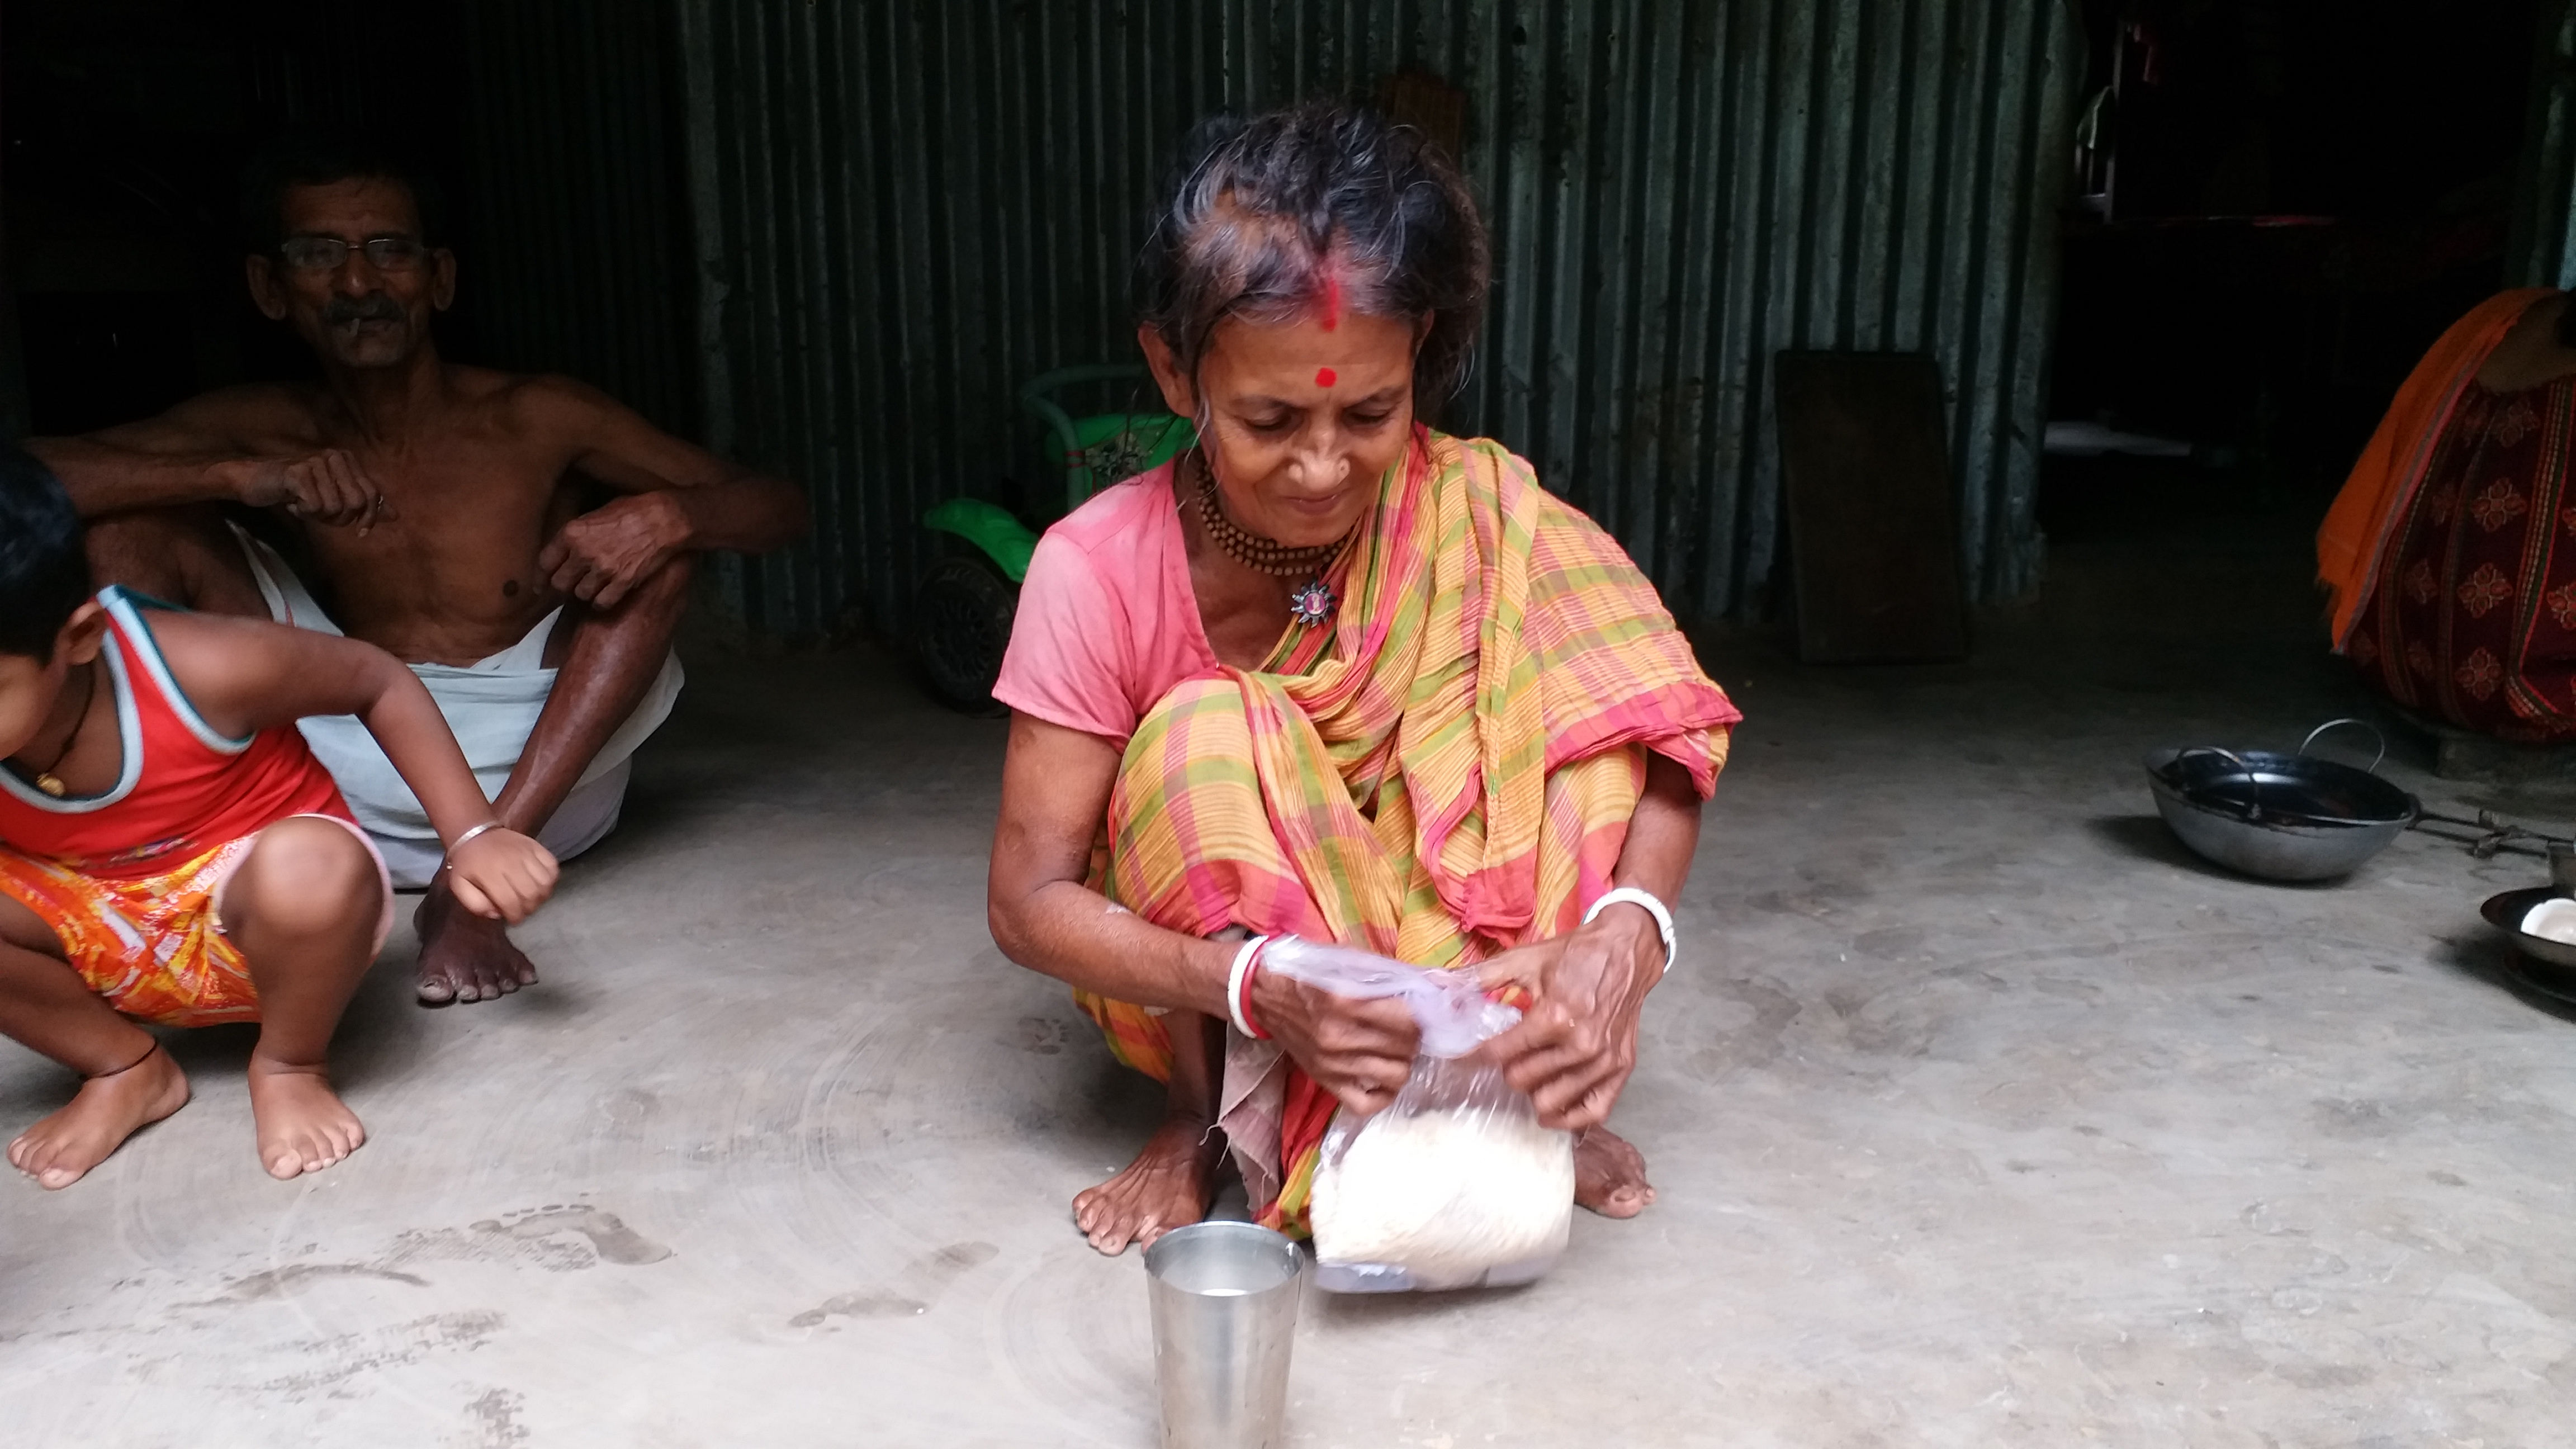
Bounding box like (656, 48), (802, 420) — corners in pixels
(1070, 430), (1739, 1232)
(2319, 290), (2556, 647)
(0, 837), (262, 1026)
(2347, 373), (2576, 739)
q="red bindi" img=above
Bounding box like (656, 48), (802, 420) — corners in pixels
(1315, 367), (1338, 389)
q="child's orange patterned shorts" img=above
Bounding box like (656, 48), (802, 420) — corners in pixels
(0, 818), (392, 1028)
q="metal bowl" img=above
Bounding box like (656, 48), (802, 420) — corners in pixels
(2144, 743), (2417, 882)
(2480, 886), (2576, 971)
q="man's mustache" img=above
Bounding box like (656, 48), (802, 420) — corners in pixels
(321, 296), (406, 328)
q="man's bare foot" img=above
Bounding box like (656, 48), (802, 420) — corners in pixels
(414, 886), (538, 1005)
(1073, 1112), (1225, 1256)
(6, 1044), (191, 1190)
(246, 1058), (365, 1179)
(1574, 1125), (1656, 1218)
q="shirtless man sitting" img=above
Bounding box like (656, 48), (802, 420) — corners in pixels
(29, 132), (806, 1005)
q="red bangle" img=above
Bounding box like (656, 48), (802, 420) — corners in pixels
(1225, 935), (1271, 1040)
(1240, 956), (1270, 1040)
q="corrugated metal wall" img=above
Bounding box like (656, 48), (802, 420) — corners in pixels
(2510, 0), (2576, 289)
(460, 0), (698, 434)
(669, 0), (1244, 636)
(576, 0), (2080, 636)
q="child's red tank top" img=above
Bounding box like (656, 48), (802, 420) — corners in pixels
(0, 589), (352, 879)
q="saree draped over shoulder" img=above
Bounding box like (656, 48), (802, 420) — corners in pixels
(2318, 290), (2576, 740)
(1076, 430), (1740, 1233)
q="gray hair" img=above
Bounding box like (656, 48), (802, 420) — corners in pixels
(1137, 101), (1489, 409)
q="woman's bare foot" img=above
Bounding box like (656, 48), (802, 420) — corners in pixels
(6, 1044), (191, 1190)
(1073, 1112), (1225, 1255)
(246, 1059), (365, 1179)
(1574, 1125), (1655, 1218)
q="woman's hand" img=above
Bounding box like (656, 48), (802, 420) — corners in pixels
(1248, 963), (1422, 1115)
(445, 827), (561, 924)
(1476, 906), (1665, 1130)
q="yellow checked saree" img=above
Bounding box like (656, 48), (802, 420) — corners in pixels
(1077, 429), (1739, 1232)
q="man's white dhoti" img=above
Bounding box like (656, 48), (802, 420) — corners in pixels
(232, 526), (684, 888)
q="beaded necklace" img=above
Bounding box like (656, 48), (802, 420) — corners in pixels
(1191, 454), (1352, 627)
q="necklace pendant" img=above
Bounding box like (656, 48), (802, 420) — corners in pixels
(1288, 577), (1338, 628)
(35, 773), (65, 798)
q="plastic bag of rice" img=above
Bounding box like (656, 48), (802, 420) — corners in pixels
(1263, 937), (1575, 1292)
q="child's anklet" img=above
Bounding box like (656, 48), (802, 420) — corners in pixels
(91, 1040), (160, 1080)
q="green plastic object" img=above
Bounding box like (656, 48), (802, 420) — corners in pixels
(1017, 364), (1196, 509)
(1057, 411), (1195, 505)
(923, 497), (1039, 583)
(919, 365), (1197, 585)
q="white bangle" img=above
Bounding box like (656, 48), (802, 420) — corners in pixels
(446, 821), (503, 860)
(1225, 935), (1271, 1038)
(1584, 887), (1677, 974)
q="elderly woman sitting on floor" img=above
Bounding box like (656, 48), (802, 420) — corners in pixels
(985, 101), (1739, 1254)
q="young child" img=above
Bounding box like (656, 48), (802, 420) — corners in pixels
(0, 446), (558, 1187)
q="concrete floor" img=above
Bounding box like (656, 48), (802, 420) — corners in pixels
(5, 482), (2574, 1447)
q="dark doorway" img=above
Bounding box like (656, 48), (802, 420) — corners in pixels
(2044, 1), (2545, 547)
(3, 1), (477, 436)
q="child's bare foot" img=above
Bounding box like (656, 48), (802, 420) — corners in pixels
(1574, 1125), (1656, 1218)
(247, 1058), (364, 1179)
(1073, 1112), (1224, 1256)
(7, 1044), (190, 1190)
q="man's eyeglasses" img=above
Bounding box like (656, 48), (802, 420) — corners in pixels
(278, 235), (432, 273)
